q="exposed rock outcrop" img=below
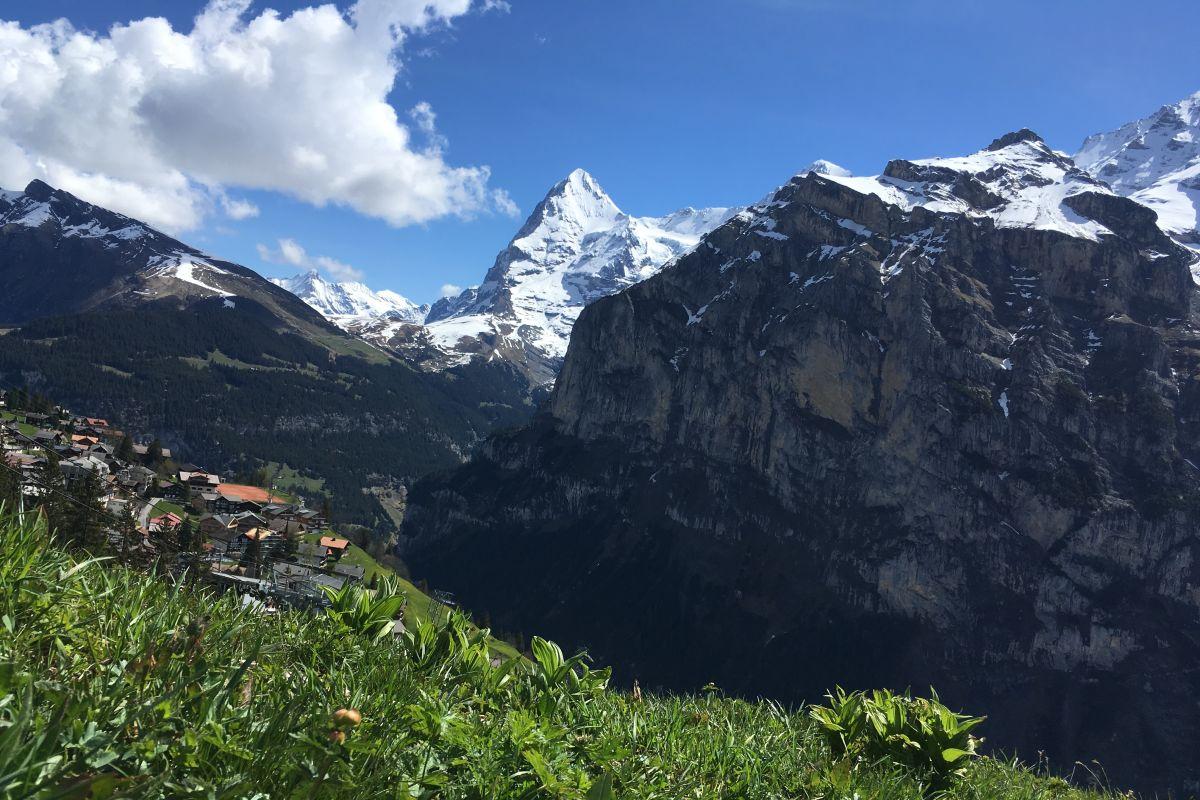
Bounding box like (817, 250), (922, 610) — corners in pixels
(403, 133), (1200, 794)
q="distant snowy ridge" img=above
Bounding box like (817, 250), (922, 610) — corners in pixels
(1074, 90), (1200, 264)
(272, 270), (428, 326)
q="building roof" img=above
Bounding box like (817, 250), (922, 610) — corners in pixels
(333, 564), (366, 580)
(239, 527), (276, 542)
(180, 471), (220, 486)
(218, 484), (285, 504)
(319, 536), (351, 551)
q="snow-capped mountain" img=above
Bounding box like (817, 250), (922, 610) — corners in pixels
(817, 129), (1117, 241)
(386, 169), (733, 383)
(0, 179), (328, 332)
(1074, 91), (1200, 259)
(271, 270), (427, 326)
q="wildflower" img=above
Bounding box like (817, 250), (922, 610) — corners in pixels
(331, 708), (362, 729)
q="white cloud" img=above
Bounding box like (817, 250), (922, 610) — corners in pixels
(315, 255), (363, 282)
(0, 0), (517, 233)
(440, 283), (463, 297)
(219, 194), (260, 220)
(258, 237), (364, 282)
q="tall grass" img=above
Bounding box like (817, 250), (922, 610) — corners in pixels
(0, 508), (1117, 799)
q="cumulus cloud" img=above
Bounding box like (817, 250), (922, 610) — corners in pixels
(258, 237), (364, 282)
(440, 283), (463, 297)
(0, 0), (516, 233)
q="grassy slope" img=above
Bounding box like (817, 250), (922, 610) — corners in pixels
(0, 410), (37, 436)
(151, 500), (187, 519)
(300, 531), (520, 660)
(0, 510), (1117, 800)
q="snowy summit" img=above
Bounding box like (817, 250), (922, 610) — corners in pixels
(397, 169), (735, 383)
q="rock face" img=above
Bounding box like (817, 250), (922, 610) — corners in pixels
(403, 134), (1200, 794)
(375, 169), (732, 385)
(1075, 90), (1200, 263)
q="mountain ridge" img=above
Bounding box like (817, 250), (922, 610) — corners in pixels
(402, 128), (1200, 794)
(0, 179), (335, 339)
(271, 269), (428, 326)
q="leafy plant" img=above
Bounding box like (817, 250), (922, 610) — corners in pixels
(321, 576), (406, 640)
(811, 686), (985, 789)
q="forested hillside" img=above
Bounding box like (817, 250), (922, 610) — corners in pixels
(0, 298), (532, 528)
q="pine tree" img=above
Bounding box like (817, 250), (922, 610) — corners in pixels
(35, 453), (66, 539)
(117, 496), (140, 557)
(146, 439), (163, 467)
(0, 463), (21, 514)
(178, 517), (196, 552)
(69, 469), (107, 551)
(116, 434), (135, 462)
(150, 518), (180, 577)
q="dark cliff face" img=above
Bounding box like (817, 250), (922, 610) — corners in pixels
(403, 145), (1200, 794)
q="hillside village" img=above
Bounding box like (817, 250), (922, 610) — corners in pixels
(0, 387), (381, 610)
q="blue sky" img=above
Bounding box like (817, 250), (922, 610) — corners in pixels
(12, 0), (1200, 304)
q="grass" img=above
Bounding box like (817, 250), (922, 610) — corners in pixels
(151, 500), (187, 519)
(0, 507), (1120, 800)
(297, 531), (486, 653)
(264, 462), (325, 495)
(0, 411), (37, 437)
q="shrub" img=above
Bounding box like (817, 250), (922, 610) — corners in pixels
(810, 687), (984, 789)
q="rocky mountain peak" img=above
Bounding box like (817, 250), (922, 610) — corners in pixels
(22, 179), (56, 202)
(826, 131), (1112, 241)
(0, 181), (330, 332)
(1074, 89), (1200, 261)
(515, 168), (625, 242)
(985, 128), (1045, 151)
(803, 159), (852, 177)
(397, 171), (734, 385)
